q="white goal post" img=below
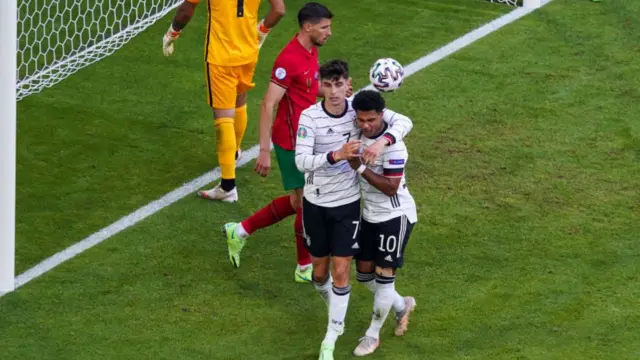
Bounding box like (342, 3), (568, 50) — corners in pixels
(16, 0), (183, 101)
(3, 0), (186, 293)
(1, 0), (17, 293)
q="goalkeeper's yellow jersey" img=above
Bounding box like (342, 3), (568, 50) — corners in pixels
(187, 0), (262, 66)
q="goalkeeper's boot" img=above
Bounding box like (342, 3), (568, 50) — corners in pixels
(318, 342), (335, 360)
(295, 265), (313, 283)
(198, 183), (238, 203)
(353, 336), (380, 356)
(222, 222), (245, 268)
(394, 296), (416, 336)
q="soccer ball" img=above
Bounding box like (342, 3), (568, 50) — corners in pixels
(369, 58), (404, 92)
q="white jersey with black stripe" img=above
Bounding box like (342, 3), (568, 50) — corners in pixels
(294, 100), (361, 208)
(358, 130), (417, 223)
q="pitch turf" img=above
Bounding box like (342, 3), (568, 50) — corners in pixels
(3, 0), (640, 359)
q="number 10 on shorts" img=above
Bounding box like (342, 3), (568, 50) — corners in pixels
(378, 234), (400, 256)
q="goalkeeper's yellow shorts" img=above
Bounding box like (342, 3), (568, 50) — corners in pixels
(205, 61), (257, 110)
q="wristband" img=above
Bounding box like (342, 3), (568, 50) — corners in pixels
(258, 21), (271, 34)
(356, 164), (366, 174)
(169, 24), (181, 36)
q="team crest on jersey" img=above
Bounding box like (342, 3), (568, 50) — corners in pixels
(275, 67), (286, 80)
(297, 126), (308, 139)
(389, 159), (405, 165)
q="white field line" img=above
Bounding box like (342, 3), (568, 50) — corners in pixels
(1, 1), (551, 298)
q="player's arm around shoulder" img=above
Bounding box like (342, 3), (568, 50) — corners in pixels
(361, 109), (413, 164)
(382, 109), (414, 145)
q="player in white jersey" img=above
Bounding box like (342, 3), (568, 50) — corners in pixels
(347, 90), (418, 357)
(294, 60), (413, 360)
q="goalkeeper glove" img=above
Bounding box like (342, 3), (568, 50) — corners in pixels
(257, 19), (271, 49)
(163, 25), (181, 56)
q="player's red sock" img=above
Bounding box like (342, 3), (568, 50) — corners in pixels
(295, 208), (312, 266)
(241, 196), (296, 235)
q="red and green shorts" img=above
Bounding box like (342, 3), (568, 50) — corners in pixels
(274, 144), (305, 191)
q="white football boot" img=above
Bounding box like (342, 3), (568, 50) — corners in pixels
(198, 183), (238, 203)
(197, 149), (242, 202)
(353, 336), (379, 356)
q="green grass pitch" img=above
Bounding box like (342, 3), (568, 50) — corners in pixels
(2, 0), (640, 359)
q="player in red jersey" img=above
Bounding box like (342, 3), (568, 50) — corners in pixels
(221, 2), (335, 282)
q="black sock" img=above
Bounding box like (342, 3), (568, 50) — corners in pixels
(221, 179), (235, 192)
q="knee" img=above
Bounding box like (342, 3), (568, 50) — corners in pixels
(357, 260), (375, 274)
(332, 258), (353, 287)
(312, 258), (330, 282)
(289, 192), (302, 210)
(213, 108), (235, 122)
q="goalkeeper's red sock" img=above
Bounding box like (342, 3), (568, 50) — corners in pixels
(241, 196), (296, 235)
(294, 208), (312, 267)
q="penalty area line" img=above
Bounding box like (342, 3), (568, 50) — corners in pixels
(1, 1), (551, 298)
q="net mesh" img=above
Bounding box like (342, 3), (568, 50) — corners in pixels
(488, 0), (522, 6)
(17, 0), (182, 101)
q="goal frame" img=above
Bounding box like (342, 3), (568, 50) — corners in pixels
(0, 0), (17, 293)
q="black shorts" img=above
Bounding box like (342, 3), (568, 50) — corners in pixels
(356, 215), (415, 269)
(302, 197), (361, 258)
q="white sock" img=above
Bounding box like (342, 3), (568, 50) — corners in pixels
(323, 284), (351, 344)
(356, 270), (377, 294)
(313, 276), (332, 307)
(392, 291), (406, 314)
(234, 223), (249, 239)
(365, 275), (395, 339)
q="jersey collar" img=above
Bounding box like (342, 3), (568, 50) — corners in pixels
(321, 99), (349, 119)
(293, 34), (316, 58)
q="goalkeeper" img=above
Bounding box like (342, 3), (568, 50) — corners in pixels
(163, 0), (286, 202)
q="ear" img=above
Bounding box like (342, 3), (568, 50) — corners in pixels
(302, 23), (312, 32)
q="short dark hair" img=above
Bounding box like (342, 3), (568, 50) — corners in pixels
(352, 90), (385, 113)
(297, 2), (333, 27)
(319, 59), (349, 82)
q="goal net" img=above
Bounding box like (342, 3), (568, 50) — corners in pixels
(16, 0), (182, 101)
(488, 0), (521, 6)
